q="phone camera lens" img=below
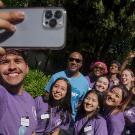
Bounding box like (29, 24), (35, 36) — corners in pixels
(45, 10), (53, 19)
(54, 10), (62, 19)
(49, 19), (57, 28)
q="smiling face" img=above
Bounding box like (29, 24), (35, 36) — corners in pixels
(95, 76), (109, 92)
(121, 69), (134, 89)
(52, 80), (68, 101)
(0, 54), (28, 87)
(105, 87), (123, 107)
(67, 52), (82, 74)
(93, 65), (105, 77)
(83, 92), (99, 113)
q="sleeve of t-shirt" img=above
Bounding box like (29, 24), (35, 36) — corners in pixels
(95, 117), (108, 135)
(0, 85), (7, 119)
(34, 96), (42, 110)
(44, 75), (55, 92)
(108, 113), (125, 135)
(0, 85), (7, 102)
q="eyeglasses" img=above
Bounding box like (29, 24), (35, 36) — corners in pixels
(68, 57), (82, 63)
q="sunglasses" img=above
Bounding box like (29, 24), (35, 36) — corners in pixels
(95, 66), (105, 71)
(68, 57), (82, 63)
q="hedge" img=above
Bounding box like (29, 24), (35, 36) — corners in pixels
(24, 69), (51, 98)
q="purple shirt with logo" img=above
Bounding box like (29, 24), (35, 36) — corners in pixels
(74, 115), (108, 135)
(0, 85), (37, 135)
(35, 96), (71, 134)
(124, 107), (135, 134)
(104, 111), (125, 135)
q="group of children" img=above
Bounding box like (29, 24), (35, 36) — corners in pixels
(34, 58), (135, 135)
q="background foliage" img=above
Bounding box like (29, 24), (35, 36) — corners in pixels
(24, 69), (50, 97)
(2, 0), (135, 73)
(2, 0), (135, 96)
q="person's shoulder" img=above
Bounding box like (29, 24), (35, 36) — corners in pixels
(52, 70), (66, 77)
(109, 112), (125, 123)
(80, 73), (88, 80)
(96, 115), (106, 123)
(0, 85), (7, 95)
(35, 95), (49, 107)
(93, 115), (107, 128)
(35, 96), (42, 101)
(23, 91), (34, 100)
(0, 85), (6, 91)
(80, 73), (89, 84)
(112, 112), (124, 118)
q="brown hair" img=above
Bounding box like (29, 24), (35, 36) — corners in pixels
(110, 85), (130, 113)
(121, 68), (135, 90)
(0, 48), (27, 62)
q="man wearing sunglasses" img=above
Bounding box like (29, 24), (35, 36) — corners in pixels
(44, 51), (89, 122)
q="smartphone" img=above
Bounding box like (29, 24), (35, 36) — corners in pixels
(0, 7), (66, 49)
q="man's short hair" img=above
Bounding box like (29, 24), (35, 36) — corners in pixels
(0, 48), (27, 62)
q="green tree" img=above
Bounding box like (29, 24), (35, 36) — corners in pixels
(3, 0), (135, 72)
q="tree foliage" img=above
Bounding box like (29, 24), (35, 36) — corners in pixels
(3, 0), (135, 72)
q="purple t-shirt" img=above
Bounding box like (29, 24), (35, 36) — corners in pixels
(35, 96), (71, 134)
(85, 75), (95, 90)
(0, 85), (37, 135)
(104, 111), (125, 135)
(124, 107), (135, 123)
(74, 115), (108, 135)
(124, 107), (135, 134)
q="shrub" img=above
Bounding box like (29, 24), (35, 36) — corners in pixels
(24, 69), (50, 98)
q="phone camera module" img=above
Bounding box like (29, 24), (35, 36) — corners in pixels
(45, 10), (53, 19)
(43, 8), (64, 29)
(54, 10), (62, 19)
(49, 19), (57, 28)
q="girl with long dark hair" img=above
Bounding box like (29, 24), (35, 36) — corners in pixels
(35, 77), (72, 135)
(74, 90), (108, 135)
(103, 85), (129, 135)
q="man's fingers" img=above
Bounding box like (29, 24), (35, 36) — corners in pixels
(0, 11), (25, 22)
(0, 1), (4, 8)
(0, 18), (16, 31)
(0, 47), (6, 55)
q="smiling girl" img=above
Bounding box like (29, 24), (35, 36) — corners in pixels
(103, 85), (129, 135)
(121, 69), (134, 91)
(94, 76), (109, 93)
(74, 90), (108, 135)
(35, 77), (72, 135)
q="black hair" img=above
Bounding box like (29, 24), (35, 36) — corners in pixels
(110, 60), (121, 70)
(2, 48), (28, 62)
(49, 77), (72, 114)
(109, 84), (130, 112)
(76, 90), (103, 120)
